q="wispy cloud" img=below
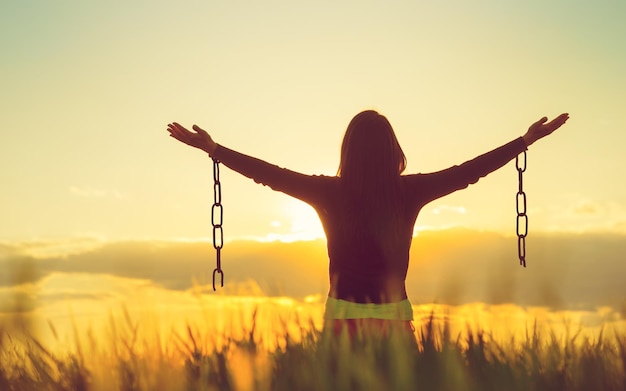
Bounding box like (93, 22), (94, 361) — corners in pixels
(432, 205), (467, 215)
(1, 236), (105, 259)
(69, 186), (123, 200)
(556, 197), (626, 233)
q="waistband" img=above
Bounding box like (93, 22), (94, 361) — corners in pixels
(324, 296), (414, 321)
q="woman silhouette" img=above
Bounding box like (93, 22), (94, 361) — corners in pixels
(167, 110), (569, 338)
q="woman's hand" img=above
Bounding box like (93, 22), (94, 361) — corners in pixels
(522, 113), (569, 147)
(167, 122), (217, 155)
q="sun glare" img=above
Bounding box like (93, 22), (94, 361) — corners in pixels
(280, 198), (325, 242)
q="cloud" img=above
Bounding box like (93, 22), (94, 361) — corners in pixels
(0, 252), (43, 287)
(405, 229), (626, 311)
(572, 201), (602, 215)
(545, 197), (626, 234)
(1, 230), (625, 312)
(1, 236), (105, 259)
(0, 239), (329, 296)
(431, 205), (467, 215)
(0, 284), (38, 313)
(69, 186), (123, 199)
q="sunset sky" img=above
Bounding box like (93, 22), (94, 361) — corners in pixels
(1, 1), (625, 340)
(1, 0), (625, 243)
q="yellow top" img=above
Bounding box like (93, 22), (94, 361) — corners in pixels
(324, 296), (414, 320)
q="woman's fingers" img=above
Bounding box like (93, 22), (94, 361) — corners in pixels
(530, 117), (548, 130)
(546, 113), (569, 132)
(554, 113), (569, 126)
(167, 123), (194, 144)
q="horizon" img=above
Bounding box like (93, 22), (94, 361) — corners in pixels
(3, 227), (624, 311)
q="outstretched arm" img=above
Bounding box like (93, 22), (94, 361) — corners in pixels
(166, 122), (328, 204)
(413, 113), (570, 202)
(522, 113), (569, 147)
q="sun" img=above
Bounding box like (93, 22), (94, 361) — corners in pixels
(282, 198), (326, 241)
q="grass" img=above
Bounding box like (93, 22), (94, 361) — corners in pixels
(1, 307), (625, 391)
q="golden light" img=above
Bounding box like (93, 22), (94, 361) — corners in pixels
(280, 198), (326, 242)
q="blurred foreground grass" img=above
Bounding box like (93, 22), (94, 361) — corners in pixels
(1, 306), (625, 391)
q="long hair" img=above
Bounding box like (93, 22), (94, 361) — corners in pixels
(338, 110), (406, 190)
(336, 110), (408, 239)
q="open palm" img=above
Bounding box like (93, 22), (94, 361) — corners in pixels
(523, 113), (569, 146)
(167, 122), (217, 154)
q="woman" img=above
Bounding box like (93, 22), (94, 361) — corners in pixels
(167, 110), (569, 338)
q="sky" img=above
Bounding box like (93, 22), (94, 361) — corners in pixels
(1, 1), (625, 340)
(1, 0), (625, 243)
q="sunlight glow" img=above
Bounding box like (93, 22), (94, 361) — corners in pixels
(278, 198), (326, 242)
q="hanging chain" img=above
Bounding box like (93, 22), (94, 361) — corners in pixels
(516, 151), (527, 267)
(211, 158), (224, 290)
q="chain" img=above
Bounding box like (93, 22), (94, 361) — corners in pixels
(516, 151), (527, 267)
(211, 158), (224, 290)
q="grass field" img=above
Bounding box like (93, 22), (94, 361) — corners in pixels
(1, 304), (625, 391)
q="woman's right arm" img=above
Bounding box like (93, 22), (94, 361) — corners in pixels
(522, 113), (569, 146)
(408, 113), (569, 203)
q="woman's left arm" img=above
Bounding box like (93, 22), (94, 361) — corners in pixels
(168, 122), (217, 154)
(167, 122), (326, 204)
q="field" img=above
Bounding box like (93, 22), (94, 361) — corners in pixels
(1, 301), (625, 391)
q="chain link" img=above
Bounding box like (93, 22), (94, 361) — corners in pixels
(211, 158), (224, 290)
(516, 151), (527, 267)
